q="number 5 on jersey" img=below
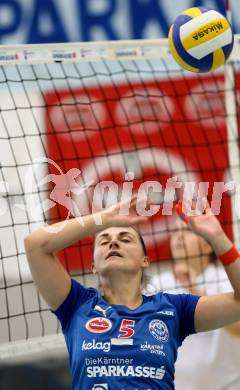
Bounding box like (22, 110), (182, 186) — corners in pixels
(118, 319), (135, 338)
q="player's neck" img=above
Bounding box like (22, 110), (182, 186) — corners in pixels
(102, 275), (143, 309)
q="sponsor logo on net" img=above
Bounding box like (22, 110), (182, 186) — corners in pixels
(8, 157), (239, 231)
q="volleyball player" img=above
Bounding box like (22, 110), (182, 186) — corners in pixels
(24, 196), (240, 389)
(149, 218), (240, 389)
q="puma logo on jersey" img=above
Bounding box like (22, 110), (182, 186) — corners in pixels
(94, 305), (112, 317)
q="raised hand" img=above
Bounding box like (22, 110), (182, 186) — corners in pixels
(98, 194), (149, 227)
(176, 199), (224, 243)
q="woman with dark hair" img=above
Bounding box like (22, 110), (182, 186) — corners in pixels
(24, 196), (240, 390)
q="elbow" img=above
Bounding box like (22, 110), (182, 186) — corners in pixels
(24, 231), (48, 254)
(24, 234), (37, 253)
(234, 292), (240, 301)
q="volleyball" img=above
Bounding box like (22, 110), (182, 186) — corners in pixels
(168, 7), (234, 73)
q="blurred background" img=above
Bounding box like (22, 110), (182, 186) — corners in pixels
(0, 1), (239, 389)
(0, 0), (239, 45)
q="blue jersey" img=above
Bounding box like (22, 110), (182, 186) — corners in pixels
(54, 279), (200, 390)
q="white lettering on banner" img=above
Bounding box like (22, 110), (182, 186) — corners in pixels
(116, 87), (174, 133)
(185, 81), (225, 128)
(82, 339), (111, 353)
(49, 94), (106, 137)
(0, 0), (238, 45)
(86, 365), (166, 379)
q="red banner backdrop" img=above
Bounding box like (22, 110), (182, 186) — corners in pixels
(45, 74), (234, 271)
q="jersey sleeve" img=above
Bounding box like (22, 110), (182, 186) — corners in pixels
(164, 293), (200, 343)
(53, 278), (96, 330)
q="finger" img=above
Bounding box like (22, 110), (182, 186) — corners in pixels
(119, 194), (149, 217)
(129, 193), (139, 208)
(131, 193), (138, 202)
(175, 201), (189, 224)
(118, 194), (137, 211)
(204, 198), (213, 215)
(187, 199), (204, 217)
(187, 199), (206, 216)
(187, 215), (198, 231)
(133, 195), (149, 211)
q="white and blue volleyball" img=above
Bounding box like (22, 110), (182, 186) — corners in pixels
(168, 7), (234, 73)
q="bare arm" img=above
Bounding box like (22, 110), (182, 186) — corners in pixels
(224, 321), (240, 336)
(24, 196), (147, 310)
(174, 260), (240, 337)
(24, 214), (105, 310)
(194, 291), (240, 337)
(182, 202), (240, 332)
(195, 237), (240, 332)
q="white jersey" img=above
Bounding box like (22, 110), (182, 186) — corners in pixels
(147, 265), (240, 390)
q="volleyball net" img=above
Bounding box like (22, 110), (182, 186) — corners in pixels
(0, 37), (240, 359)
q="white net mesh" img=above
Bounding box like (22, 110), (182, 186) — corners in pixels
(0, 37), (240, 358)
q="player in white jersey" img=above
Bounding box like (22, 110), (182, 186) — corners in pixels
(24, 196), (240, 389)
(150, 219), (240, 390)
